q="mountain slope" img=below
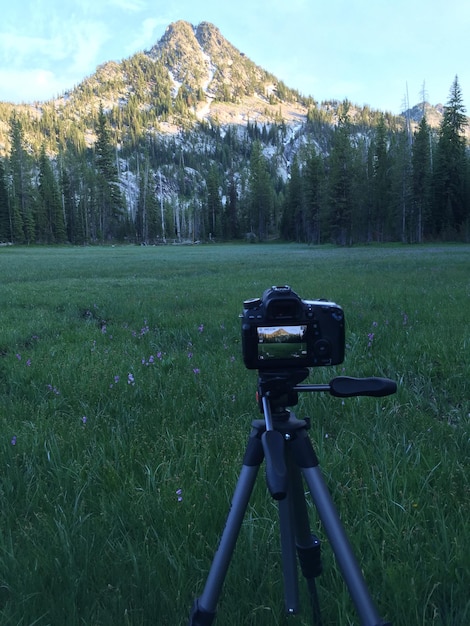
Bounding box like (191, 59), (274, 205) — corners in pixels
(147, 21), (311, 129)
(148, 21), (282, 103)
(0, 20), (466, 155)
(0, 20), (313, 154)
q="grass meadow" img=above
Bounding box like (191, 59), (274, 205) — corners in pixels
(0, 243), (469, 626)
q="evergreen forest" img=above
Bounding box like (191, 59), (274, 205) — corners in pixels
(0, 71), (468, 246)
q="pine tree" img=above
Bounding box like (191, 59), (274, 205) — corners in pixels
(135, 159), (161, 243)
(411, 116), (432, 242)
(61, 163), (82, 244)
(326, 102), (355, 245)
(432, 76), (468, 237)
(135, 157), (150, 243)
(280, 156), (303, 241)
(224, 174), (239, 239)
(94, 103), (125, 240)
(206, 166), (223, 239)
(59, 145), (89, 244)
(388, 129), (413, 242)
(370, 115), (392, 241)
(37, 145), (67, 243)
(248, 141), (273, 241)
(303, 147), (324, 244)
(9, 114), (35, 243)
(35, 146), (49, 241)
(0, 159), (11, 242)
(146, 183), (161, 242)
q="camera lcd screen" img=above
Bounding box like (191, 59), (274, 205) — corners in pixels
(256, 325), (308, 361)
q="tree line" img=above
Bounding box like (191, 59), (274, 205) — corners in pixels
(0, 77), (468, 246)
(281, 77), (469, 244)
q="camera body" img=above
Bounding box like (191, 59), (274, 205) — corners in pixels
(241, 285), (345, 370)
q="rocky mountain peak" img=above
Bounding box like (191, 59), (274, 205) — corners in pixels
(146, 20), (278, 105)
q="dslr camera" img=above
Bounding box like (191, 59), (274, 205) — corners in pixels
(241, 285), (345, 370)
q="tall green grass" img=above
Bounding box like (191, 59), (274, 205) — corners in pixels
(0, 243), (469, 625)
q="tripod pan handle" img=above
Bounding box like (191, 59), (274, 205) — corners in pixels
(329, 376), (397, 398)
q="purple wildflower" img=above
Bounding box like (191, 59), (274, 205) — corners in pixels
(110, 375), (120, 388)
(142, 355), (156, 366)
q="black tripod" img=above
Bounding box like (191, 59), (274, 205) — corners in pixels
(188, 368), (396, 626)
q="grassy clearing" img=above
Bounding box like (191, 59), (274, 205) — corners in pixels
(0, 243), (469, 626)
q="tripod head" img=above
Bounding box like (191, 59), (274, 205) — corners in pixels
(256, 369), (397, 501)
(257, 368), (397, 419)
(257, 367), (397, 429)
(257, 368), (310, 417)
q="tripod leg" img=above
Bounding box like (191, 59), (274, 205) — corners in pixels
(277, 450), (323, 618)
(286, 447), (322, 576)
(278, 491), (300, 615)
(189, 433), (264, 626)
(285, 446), (324, 626)
(291, 430), (391, 626)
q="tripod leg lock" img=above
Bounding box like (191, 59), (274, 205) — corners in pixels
(297, 535), (322, 579)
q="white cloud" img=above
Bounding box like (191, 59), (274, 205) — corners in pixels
(0, 68), (68, 103)
(0, 17), (111, 101)
(0, 17), (109, 65)
(67, 21), (111, 73)
(0, 32), (66, 64)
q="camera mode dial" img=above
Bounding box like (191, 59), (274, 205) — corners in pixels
(313, 339), (332, 358)
(243, 298), (262, 309)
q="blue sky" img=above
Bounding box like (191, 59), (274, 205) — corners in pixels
(0, 0), (469, 114)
